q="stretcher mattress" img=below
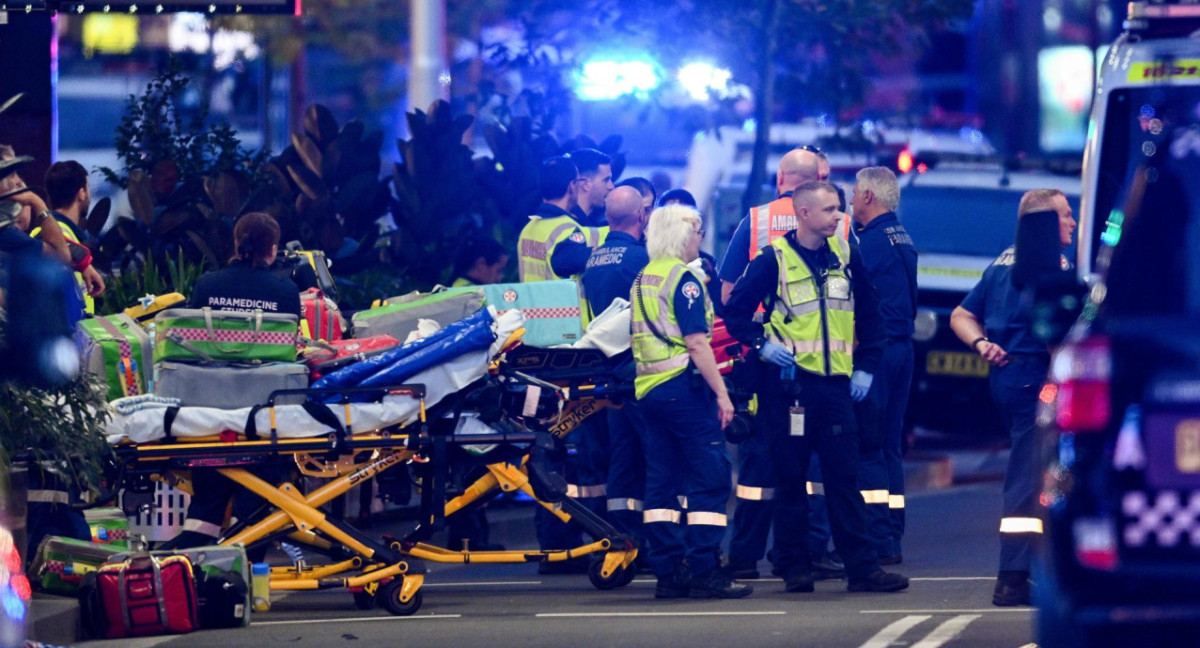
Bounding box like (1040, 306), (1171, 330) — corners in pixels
(105, 308), (524, 445)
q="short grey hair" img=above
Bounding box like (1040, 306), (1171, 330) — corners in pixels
(646, 205), (701, 260)
(1018, 189), (1065, 217)
(855, 166), (899, 212)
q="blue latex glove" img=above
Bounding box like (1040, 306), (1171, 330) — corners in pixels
(850, 370), (874, 402)
(759, 341), (794, 368)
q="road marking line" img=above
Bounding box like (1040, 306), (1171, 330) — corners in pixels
(423, 580), (543, 587)
(536, 611), (788, 618)
(861, 609), (1033, 614)
(857, 614), (931, 648)
(910, 577), (997, 581)
(910, 614), (981, 648)
(254, 614), (462, 626)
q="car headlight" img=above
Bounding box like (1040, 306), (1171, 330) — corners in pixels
(912, 308), (938, 342)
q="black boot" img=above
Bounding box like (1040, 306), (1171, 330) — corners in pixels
(655, 563), (690, 599)
(688, 568), (753, 599)
(992, 570), (1031, 606)
(847, 569), (909, 592)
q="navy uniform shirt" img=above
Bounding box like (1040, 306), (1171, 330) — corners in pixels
(581, 230), (647, 315)
(854, 211), (918, 340)
(959, 246), (1049, 356)
(724, 231), (885, 375)
(190, 259), (303, 318)
(635, 266), (712, 398)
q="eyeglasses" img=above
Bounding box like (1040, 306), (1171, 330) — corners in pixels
(800, 144), (823, 154)
(695, 228), (706, 237)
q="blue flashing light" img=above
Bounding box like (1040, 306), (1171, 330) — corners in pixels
(575, 57), (660, 101)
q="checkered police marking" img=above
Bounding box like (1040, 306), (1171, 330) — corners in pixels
(1121, 490), (1200, 547)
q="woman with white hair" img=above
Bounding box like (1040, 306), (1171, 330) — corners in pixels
(631, 205), (751, 600)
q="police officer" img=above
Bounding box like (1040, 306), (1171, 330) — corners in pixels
(633, 204), (751, 600)
(581, 187), (650, 540)
(724, 181), (908, 593)
(850, 167), (917, 563)
(168, 212), (301, 558)
(950, 188), (1075, 607)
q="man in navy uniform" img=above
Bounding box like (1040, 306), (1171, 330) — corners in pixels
(850, 167), (917, 563)
(582, 186), (651, 540)
(724, 181), (908, 594)
(950, 188), (1075, 606)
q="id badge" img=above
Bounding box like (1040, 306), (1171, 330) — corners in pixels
(789, 405), (805, 436)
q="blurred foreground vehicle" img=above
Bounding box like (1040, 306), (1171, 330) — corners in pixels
(1033, 3), (1200, 646)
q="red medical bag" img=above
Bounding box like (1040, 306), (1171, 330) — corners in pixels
(301, 287), (345, 342)
(93, 554), (199, 639)
(304, 334), (403, 379)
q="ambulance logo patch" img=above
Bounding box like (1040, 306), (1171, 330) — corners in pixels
(681, 281), (701, 299)
(569, 232), (586, 244)
(503, 289), (518, 303)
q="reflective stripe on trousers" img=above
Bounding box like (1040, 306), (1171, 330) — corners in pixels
(566, 483), (607, 499)
(860, 489), (890, 505)
(999, 517), (1043, 534)
(736, 485), (775, 501)
(183, 518), (223, 538)
(607, 498), (643, 512)
(644, 508), (682, 524)
(889, 495), (905, 510)
(687, 512), (727, 526)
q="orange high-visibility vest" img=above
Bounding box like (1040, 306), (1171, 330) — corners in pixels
(747, 197), (796, 261)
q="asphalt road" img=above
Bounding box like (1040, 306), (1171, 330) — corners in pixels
(76, 480), (1037, 648)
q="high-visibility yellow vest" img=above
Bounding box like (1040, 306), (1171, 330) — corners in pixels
(631, 257), (713, 399)
(517, 216), (606, 282)
(450, 276), (475, 288)
(765, 235), (854, 377)
(32, 216), (92, 314)
(517, 214), (607, 326)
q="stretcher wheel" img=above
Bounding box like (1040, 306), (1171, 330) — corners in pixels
(379, 580), (422, 616)
(588, 558), (636, 590)
(353, 590), (377, 610)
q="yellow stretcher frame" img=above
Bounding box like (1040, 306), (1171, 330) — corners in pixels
(113, 387), (431, 616)
(113, 378), (641, 615)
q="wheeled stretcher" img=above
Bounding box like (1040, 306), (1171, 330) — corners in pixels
(104, 310), (643, 614)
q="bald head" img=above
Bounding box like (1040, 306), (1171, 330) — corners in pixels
(777, 149), (821, 194)
(605, 186), (647, 233)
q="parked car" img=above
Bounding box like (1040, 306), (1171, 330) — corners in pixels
(897, 163), (1079, 437)
(1035, 2), (1200, 646)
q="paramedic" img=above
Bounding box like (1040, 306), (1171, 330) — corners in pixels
(633, 204), (750, 600)
(167, 212), (300, 555)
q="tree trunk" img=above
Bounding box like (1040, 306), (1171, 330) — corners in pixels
(743, 0), (779, 214)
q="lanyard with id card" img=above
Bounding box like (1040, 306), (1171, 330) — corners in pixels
(789, 402), (805, 436)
